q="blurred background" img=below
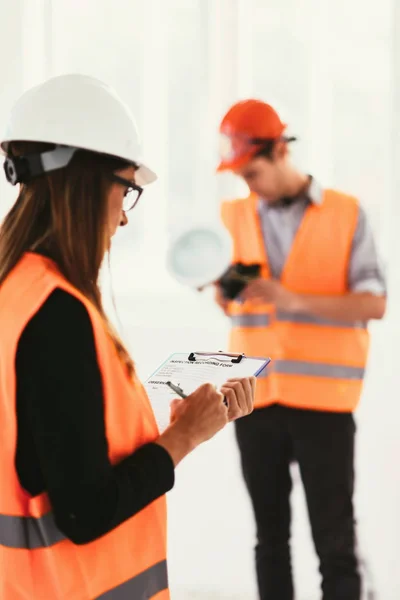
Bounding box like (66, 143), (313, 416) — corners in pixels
(1, 1), (400, 598)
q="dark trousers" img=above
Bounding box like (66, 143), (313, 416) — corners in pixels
(235, 404), (360, 600)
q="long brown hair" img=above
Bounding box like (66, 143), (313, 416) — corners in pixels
(0, 141), (135, 376)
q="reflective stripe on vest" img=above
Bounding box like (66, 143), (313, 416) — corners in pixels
(0, 511), (64, 549)
(96, 561), (168, 600)
(231, 311), (366, 329)
(258, 359), (364, 380)
(231, 313), (271, 327)
(276, 311), (367, 329)
(0, 511), (168, 599)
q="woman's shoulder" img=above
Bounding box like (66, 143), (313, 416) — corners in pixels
(17, 287), (94, 356)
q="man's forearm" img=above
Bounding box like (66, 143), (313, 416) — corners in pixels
(294, 292), (386, 322)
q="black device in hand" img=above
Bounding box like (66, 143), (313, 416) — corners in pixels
(218, 263), (261, 300)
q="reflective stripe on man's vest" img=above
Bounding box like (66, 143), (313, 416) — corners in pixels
(221, 190), (370, 412)
(0, 253), (169, 600)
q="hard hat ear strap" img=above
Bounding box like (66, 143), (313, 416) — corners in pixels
(3, 146), (76, 185)
(4, 155), (31, 185)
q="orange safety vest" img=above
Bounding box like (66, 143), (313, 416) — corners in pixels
(221, 190), (370, 413)
(0, 252), (169, 600)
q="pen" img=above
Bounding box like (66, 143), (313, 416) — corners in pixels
(166, 381), (187, 399)
(166, 380), (228, 406)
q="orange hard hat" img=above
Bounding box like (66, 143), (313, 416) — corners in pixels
(217, 99), (288, 172)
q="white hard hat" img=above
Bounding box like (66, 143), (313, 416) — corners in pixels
(166, 224), (233, 289)
(1, 73), (156, 186)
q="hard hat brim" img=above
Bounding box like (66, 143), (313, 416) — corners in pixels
(216, 150), (256, 173)
(135, 162), (157, 186)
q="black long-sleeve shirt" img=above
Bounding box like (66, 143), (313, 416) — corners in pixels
(15, 288), (174, 545)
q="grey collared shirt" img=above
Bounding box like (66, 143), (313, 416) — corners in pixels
(257, 178), (386, 295)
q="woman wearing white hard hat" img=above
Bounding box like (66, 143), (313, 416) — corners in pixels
(0, 74), (255, 600)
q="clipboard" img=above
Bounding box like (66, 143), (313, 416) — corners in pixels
(144, 350), (271, 432)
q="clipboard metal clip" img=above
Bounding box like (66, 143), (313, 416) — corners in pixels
(188, 351), (245, 364)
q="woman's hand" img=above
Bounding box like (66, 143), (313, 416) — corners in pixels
(157, 378), (256, 465)
(220, 376), (255, 421)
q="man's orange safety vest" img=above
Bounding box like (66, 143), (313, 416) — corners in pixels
(221, 190), (370, 412)
(0, 253), (169, 600)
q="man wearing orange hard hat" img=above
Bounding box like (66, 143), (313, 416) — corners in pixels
(214, 99), (386, 600)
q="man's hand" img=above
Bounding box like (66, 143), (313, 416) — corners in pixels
(213, 284), (230, 315)
(242, 279), (386, 322)
(241, 278), (301, 312)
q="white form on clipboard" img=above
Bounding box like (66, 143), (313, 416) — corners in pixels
(143, 351), (271, 432)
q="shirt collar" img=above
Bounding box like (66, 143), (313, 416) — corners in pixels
(307, 177), (323, 205)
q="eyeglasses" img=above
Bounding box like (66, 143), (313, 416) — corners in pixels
(110, 174), (144, 212)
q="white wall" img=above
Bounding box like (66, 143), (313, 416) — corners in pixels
(1, 1), (399, 598)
